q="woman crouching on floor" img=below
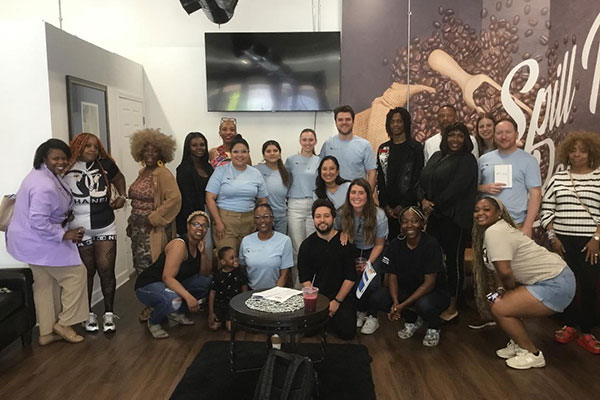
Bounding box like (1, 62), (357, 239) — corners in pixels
(473, 197), (576, 369)
(134, 211), (213, 339)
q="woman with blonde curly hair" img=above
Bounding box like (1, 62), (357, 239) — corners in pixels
(127, 128), (182, 281)
(64, 133), (126, 333)
(540, 131), (600, 354)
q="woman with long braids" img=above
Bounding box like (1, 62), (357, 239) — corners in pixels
(176, 132), (213, 235)
(255, 140), (290, 234)
(64, 133), (127, 333)
(473, 197), (575, 370)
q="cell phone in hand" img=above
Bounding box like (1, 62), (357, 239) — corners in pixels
(486, 291), (500, 303)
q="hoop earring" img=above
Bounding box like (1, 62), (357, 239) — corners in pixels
(157, 160), (164, 168)
(396, 233), (406, 240)
(141, 161), (146, 167)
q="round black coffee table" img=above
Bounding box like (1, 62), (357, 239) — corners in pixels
(229, 290), (330, 372)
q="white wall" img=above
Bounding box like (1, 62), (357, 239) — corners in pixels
(0, 19), (52, 268)
(0, 0), (343, 297)
(43, 23), (145, 301)
(1, 0), (343, 162)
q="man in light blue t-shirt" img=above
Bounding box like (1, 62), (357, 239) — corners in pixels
(319, 105), (377, 189)
(478, 118), (541, 237)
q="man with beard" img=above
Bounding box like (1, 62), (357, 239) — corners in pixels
(319, 105), (377, 189)
(423, 104), (479, 162)
(298, 199), (357, 339)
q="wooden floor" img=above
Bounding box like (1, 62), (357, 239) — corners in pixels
(1, 279), (599, 400)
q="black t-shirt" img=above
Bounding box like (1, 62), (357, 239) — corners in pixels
(210, 267), (248, 308)
(381, 232), (448, 295)
(135, 236), (201, 289)
(297, 231), (357, 299)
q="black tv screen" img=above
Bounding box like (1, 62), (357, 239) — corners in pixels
(205, 32), (340, 112)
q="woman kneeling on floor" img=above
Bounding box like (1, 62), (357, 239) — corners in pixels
(473, 197), (576, 369)
(375, 206), (450, 346)
(135, 211), (213, 339)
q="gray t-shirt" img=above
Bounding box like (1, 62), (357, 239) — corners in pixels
(254, 163), (288, 218)
(319, 135), (376, 181)
(285, 154), (320, 198)
(335, 207), (388, 250)
(313, 181), (350, 211)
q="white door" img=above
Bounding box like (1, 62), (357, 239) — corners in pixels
(112, 95), (144, 287)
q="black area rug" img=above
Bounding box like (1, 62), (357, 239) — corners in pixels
(171, 341), (375, 400)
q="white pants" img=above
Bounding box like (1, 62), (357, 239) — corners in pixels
(287, 198), (316, 288)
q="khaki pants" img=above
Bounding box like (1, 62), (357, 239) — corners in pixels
(29, 264), (89, 336)
(212, 209), (254, 254)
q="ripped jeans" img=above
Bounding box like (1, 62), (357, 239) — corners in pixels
(135, 274), (212, 324)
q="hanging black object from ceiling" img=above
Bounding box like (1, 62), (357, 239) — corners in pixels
(179, 0), (239, 24)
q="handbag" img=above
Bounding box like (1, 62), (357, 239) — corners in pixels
(0, 194), (16, 232)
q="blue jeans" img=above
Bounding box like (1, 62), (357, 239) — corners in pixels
(135, 274), (212, 324)
(274, 214), (288, 234)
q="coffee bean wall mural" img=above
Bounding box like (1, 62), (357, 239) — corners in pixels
(343, 0), (600, 187)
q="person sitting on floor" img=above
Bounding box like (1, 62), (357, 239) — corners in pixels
(371, 206), (451, 347)
(208, 246), (248, 331)
(134, 211), (212, 339)
(298, 199), (357, 340)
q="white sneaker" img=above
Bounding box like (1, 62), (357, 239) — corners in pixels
(423, 328), (440, 347)
(506, 350), (546, 369)
(103, 312), (119, 333)
(356, 311), (368, 328)
(360, 316), (380, 334)
(397, 316), (424, 339)
(496, 340), (524, 359)
(82, 313), (99, 332)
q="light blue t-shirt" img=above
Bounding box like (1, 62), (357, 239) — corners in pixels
(254, 163), (288, 218)
(313, 181), (351, 211)
(319, 135), (377, 181)
(206, 163), (269, 212)
(239, 231), (294, 290)
(334, 207), (388, 250)
(285, 154), (320, 198)
(478, 149), (541, 223)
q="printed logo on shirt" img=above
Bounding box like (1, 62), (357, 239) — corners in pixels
(382, 256), (390, 265)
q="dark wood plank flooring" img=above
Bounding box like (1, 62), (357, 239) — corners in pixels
(1, 279), (599, 400)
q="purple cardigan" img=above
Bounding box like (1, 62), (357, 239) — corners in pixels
(6, 165), (81, 266)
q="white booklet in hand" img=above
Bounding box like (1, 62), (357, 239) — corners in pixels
(251, 287), (302, 303)
(494, 164), (512, 188)
(356, 261), (377, 299)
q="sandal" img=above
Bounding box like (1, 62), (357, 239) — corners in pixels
(139, 307), (152, 322)
(147, 321), (169, 339)
(554, 325), (578, 344)
(167, 312), (195, 326)
(576, 334), (600, 354)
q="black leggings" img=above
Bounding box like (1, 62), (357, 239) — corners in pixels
(78, 240), (117, 313)
(559, 234), (599, 333)
(426, 214), (467, 300)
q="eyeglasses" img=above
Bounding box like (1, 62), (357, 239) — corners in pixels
(220, 117), (237, 124)
(254, 214), (274, 220)
(190, 222), (208, 229)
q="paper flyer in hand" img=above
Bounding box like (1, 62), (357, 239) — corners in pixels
(494, 164), (512, 188)
(251, 287), (302, 303)
(356, 261), (377, 299)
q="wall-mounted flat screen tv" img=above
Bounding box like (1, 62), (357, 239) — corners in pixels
(205, 32), (340, 112)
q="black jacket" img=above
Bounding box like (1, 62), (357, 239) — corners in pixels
(376, 139), (424, 209)
(175, 162), (212, 234)
(418, 151), (478, 229)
